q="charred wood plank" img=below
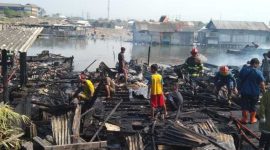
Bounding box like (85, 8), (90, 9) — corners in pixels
(90, 99), (123, 142)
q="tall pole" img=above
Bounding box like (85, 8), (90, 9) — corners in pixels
(107, 0), (110, 20)
(148, 35), (152, 66)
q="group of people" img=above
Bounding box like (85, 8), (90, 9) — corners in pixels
(75, 46), (270, 149)
(76, 47), (130, 101)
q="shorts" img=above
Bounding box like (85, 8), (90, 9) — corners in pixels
(151, 94), (165, 108)
(241, 94), (259, 112)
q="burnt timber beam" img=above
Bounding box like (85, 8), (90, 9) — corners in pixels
(20, 52), (27, 87)
(90, 99), (123, 142)
(2, 49), (8, 103)
(33, 136), (107, 150)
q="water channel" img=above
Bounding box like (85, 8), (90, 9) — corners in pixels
(28, 37), (265, 71)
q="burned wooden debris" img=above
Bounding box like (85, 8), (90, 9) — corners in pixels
(4, 51), (262, 150)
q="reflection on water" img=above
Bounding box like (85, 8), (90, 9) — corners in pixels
(29, 37), (132, 71)
(28, 37), (264, 71)
(132, 44), (264, 67)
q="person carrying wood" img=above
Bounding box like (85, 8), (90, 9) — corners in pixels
(239, 58), (265, 124)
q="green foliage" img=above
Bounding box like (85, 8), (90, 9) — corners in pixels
(0, 104), (30, 150)
(3, 7), (27, 18)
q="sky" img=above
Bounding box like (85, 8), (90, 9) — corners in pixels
(2, 0), (270, 23)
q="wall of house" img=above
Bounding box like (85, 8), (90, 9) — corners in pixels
(198, 29), (269, 46)
(218, 30), (268, 45)
(31, 7), (38, 16)
(133, 30), (195, 45)
(0, 6), (24, 11)
(133, 31), (151, 43)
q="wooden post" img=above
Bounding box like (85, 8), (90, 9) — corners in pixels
(148, 35), (152, 66)
(20, 52), (27, 87)
(2, 49), (8, 103)
(147, 46), (151, 66)
(72, 104), (82, 143)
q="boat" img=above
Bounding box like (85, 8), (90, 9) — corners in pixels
(227, 43), (269, 55)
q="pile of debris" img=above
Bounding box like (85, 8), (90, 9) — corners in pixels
(6, 51), (261, 150)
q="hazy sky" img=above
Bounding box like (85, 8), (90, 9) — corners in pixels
(2, 0), (270, 23)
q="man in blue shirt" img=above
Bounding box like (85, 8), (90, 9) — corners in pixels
(239, 58), (266, 124)
(214, 65), (237, 100)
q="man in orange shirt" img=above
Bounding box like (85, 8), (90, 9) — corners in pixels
(148, 64), (167, 119)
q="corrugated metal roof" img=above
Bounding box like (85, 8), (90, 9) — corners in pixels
(0, 27), (43, 52)
(134, 21), (204, 32)
(207, 20), (270, 31)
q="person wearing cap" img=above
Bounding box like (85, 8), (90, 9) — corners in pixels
(214, 65), (237, 101)
(78, 74), (95, 100)
(184, 47), (203, 78)
(117, 47), (128, 83)
(239, 58), (266, 124)
(262, 52), (270, 84)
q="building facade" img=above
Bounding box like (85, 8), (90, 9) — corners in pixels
(198, 20), (270, 47)
(133, 21), (204, 45)
(0, 3), (44, 17)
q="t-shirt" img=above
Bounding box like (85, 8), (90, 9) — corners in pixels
(239, 66), (265, 96)
(84, 80), (95, 97)
(149, 73), (163, 95)
(214, 72), (236, 87)
(170, 91), (183, 106)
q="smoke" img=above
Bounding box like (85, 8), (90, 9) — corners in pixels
(206, 52), (263, 67)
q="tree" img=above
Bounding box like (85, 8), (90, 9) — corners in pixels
(4, 8), (17, 17)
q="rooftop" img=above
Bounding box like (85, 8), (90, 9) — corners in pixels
(0, 3), (24, 8)
(206, 20), (270, 31)
(134, 21), (205, 32)
(0, 27), (43, 52)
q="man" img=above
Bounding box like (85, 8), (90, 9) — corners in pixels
(105, 76), (116, 99)
(184, 47), (203, 78)
(148, 64), (167, 119)
(78, 74), (95, 100)
(262, 52), (270, 84)
(214, 65), (237, 100)
(258, 90), (270, 150)
(117, 47), (128, 83)
(165, 83), (183, 112)
(239, 58), (265, 124)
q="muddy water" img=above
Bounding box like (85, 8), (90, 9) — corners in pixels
(28, 37), (264, 71)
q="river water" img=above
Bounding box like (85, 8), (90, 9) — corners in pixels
(28, 37), (264, 71)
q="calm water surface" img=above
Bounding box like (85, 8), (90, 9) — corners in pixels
(28, 37), (264, 71)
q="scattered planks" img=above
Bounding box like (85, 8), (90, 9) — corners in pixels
(125, 133), (144, 150)
(33, 136), (107, 150)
